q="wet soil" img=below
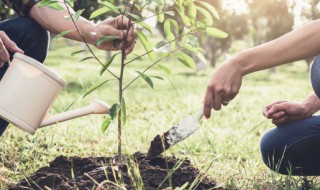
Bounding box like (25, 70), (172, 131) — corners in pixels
(10, 152), (220, 190)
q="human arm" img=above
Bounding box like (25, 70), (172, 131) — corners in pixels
(263, 93), (320, 125)
(28, 1), (136, 55)
(204, 19), (320, 119)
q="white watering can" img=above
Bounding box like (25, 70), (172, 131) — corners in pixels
(0, 53), (110, 135)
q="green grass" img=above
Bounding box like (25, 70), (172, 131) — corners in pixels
(0, 38), (318, 189)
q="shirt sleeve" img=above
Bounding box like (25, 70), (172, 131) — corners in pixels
(2, 0), (41, 16)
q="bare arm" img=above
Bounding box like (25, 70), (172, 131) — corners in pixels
(238, 19), (320, 75)
(204, 19), (320, 118)
(29, 1), (136, 54)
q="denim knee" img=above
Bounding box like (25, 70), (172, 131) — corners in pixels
(260, 128), (291, 175)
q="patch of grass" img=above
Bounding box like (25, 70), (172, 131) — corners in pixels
(0, 39), (318, 189)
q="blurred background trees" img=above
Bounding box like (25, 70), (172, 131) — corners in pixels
(1, 0), (319, 71)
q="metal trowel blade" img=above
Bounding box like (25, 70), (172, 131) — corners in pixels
(147, 108), (203, 157)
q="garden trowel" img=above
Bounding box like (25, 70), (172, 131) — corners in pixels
(147, 106), (204, 157)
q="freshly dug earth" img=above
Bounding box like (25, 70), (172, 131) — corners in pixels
(10, 152), (220, 190)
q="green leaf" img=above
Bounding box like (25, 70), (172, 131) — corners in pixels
(73, 9), (84, 21)
(195, 1), (219, 20)
(164, 19), (172, 38)
(196, 52), (207, 65)
(196, 6), (213, 26)
(158, 65), (171, 75)
(205, 27), (228, 38)
(121, 97), (126, 126)
(109, 103), (120, 120)
(83, 79), (113, 98)
(164, 10), (175, 16)
(101, 116), (111, 132)
(95, 36), (119, 46)
(156, 7), (165, 23)
(175, 182), (189, 190)
(38, 0), (64, 10)
(54, 30), (72, 39)
(176, 51), (195, 69)
(170, 19), (179, 36)
(127, 12), (142, 22)
(90, 7), (111, 19)
(80, 56), (94, 62)
(151, 76), (164, 80)
(100, 53), (120, 76)
(188, 2), (197, 20)
(100, 1), (119, 14)
(136, 71), (154, 88)
(71, 50), (86, 56)
(138, 22), (153, 35)
(136, 30), (156, 61)
(177, 9), (191, 26)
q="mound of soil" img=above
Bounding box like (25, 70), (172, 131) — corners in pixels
(10, 152), (220, 190)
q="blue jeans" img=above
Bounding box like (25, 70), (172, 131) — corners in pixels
(0, 17), (49, 137)
(260, 56), (320, 176)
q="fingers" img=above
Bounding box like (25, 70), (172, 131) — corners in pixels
(265, 100), (287, 111)
(204, 86), (214, 119)
(0, 31), (24, 67)
(0, 37), (9, 67)
(272, 115), (289, 126)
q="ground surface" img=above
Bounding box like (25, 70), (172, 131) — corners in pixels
(0, 39), (317, 189)
(10, 152), (218, 190)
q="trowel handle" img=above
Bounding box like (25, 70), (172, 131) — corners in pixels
(194, 106), (204, 121)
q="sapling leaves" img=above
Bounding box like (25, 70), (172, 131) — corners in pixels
(73, 9), (84, 21)
(188, 2), (197, 20)
(121, 97), (126, 126)
(54, 30), (73, 39)
(109, 103), (120, 120)
(176, 51), (196, 69)
(136, 30), (156, 61)
(138, 22), (153, 35)
(196, 6), (213, 26)
(136, 71), (154, 88)
(83, 79), (113, 98)
(176, 9), (191, 26)
(100, 53), (121, 76)
(126, 13), (142, 22)
(195, 0), (219, 20)
(205, 27), (228, 38)
(71, 50), (86, 56)
(38, 0), (63, 10)
(90, 7), (111, 19)
(80, 56), (95, 62)
(158, 65), (171, 75)
(101, 116), (111, 132)
(95, 36), (119, 46)
(99, 1), (120, 14)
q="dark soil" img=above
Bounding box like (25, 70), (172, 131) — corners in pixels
(10, 152), (220, 190)
(147, 131), (171, 157)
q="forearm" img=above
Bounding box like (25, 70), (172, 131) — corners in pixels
(303, 93), (320, 116)
(234, 19), (320, 75)
(29, 1), (97, 44)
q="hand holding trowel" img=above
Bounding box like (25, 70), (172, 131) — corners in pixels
(147, 106), (204, 157)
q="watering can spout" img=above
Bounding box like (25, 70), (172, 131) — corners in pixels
(40, 100), (110, 127)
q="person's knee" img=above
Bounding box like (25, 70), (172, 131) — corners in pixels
(260, 128), (291, 175)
